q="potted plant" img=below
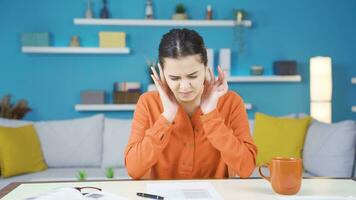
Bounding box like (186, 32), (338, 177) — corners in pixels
(0, 94), (31, 119)
(172, 3), (188, 20)
(232, 9), (248, 54)
(105, 167), (114, 179)
(76, 170), (87, 181)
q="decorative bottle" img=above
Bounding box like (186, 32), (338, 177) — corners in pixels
(145, 0), (154, 19)
(206, 5), (212, 20)
(85, 0), (93, 19)
(100, 0), (110, 19)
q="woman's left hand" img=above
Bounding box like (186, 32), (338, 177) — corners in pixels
(200, 66), (229, 114)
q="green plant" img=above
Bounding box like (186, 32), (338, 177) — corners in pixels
(0, 94), (32, 119)
(232, 9), (248, 54)
(175, 3), (186, 14)
(105, 167), (114, 178)
(77, 170), (87, 181)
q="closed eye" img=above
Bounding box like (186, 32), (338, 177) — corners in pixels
(170, 76), (180, 81)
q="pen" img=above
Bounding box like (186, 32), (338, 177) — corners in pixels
(136, 192), (165, 199)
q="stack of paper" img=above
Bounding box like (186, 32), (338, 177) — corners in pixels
(99, 32), (126, 48)
(276, 196), (356, 200)
(147, 182), (223, 200)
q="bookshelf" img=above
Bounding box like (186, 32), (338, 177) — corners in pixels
(22, 47), (130, 54)
(74, 18), (252, 27)
(227, 75), (302, 83)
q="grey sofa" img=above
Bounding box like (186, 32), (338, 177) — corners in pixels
(0, 115), (355, 190)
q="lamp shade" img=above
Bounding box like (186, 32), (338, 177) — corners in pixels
(310, 56), (332, 101)
(310, 102), (331, 123)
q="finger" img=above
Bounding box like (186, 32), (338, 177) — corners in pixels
(151, 67), (161, 84)
(208, 67), (215, 85)
(217, 66), (224, 83)
(202, 80), (210, 96)
(223, 70), (228, 88)
(150, 74), (163, 92)
(158, 63), (166, 84)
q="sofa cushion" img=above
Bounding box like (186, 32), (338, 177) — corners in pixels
(253, 112), (311, 165)
(0, 167), (130, 190)
(303, 120), (356, 177)
(0, 125), (47, 178)
(102, 118), (131, 168)
(34, 114), (104, 168)
(248, 113), (297, 136)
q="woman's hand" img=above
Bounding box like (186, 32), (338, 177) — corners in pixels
(200, 66), (228, 114)
(151, 64), (178, 123)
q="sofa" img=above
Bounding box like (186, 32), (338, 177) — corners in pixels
(0, 114), (355, 190)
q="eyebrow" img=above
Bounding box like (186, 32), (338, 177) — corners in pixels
(168, 71), (199, 77)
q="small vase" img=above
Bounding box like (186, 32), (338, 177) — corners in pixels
(250, 65), (264, 76)
(100, 0), (110, 19)
(69, 36), (80, 47)
(172, 13), (188, 20)
(85, 0), (93, 18)
(145, 0), (154, 19)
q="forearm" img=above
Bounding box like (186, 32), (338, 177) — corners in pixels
(201, 110), (257, 178)
(125, 115), (173, 179)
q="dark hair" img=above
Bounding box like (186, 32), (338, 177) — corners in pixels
(158, 28), (207, 68)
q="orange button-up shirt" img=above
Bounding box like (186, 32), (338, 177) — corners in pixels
(124, 91), (257, 179)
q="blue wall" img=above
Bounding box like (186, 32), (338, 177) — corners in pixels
(0, 0), (355, 121)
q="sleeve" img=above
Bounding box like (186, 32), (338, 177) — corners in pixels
(124, 94), (174, 179)
(200, 93), (257, 178)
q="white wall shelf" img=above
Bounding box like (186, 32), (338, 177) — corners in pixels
(352, 106), (356, 112)
(75, 104), (136, 111)
(22, 47), (130, 54)
(227, 75), (302, 82)
(74, 18), (252, 27)
(352, 77), (356, 84)
(75, 103), (253, 111)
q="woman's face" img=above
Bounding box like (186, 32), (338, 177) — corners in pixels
(163, 54), (206, 103)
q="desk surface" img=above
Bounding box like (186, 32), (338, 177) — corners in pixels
(1, 178), (355, 200)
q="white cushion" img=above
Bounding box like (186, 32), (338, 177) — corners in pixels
(102, 118), (132, 168)
(0, 117), (32, 127)
(34, 114), (104, 168)
(303, 120), (356, 177)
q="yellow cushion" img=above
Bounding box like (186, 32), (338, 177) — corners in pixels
(253, 112), (311, 165)
(0, 125), (47, 178)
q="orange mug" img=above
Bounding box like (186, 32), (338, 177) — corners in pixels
(259, 157), (302, 195)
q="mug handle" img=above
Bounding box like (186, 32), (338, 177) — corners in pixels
(258, 164), (271, 182)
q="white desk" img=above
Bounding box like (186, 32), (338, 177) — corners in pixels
(1, 178), (355, 200)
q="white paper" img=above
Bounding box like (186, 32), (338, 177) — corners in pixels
(276, 196), (356, 200)
(24, 187), (128, 200)
(147, 182), (223, 200)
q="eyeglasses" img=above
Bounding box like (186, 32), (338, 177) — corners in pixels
(74, 186), (102, 195)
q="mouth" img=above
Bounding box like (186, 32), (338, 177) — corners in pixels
(179, 91), (193, 97)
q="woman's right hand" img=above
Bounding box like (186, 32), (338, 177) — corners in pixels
(150, 64), (178, 123)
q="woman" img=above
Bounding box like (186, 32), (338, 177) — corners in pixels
(124, 28), (257, 179)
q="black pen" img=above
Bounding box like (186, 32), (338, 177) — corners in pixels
(136, 192), (165, 199)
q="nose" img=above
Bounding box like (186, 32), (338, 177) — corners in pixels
(179, 79), (191, 90)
